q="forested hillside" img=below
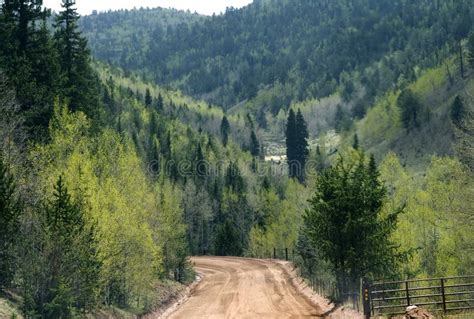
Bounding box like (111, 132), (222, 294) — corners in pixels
(1, 0), (473, 317)
(80, 8), (203, 69)
(81, 0), (472, 110)
(0, 1), (306, 316)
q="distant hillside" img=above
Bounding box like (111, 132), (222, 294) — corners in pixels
(80, 0), (472, 112)
(353, 59), (474, 171)
(80, 7), (204, 69)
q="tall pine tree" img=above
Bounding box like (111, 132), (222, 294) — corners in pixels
(451, 96), (465, 127)
(220, 115), (230, 147)
(145, 88), (152, 107)
(295, 109), (309, 182)
(286, 109), (309, 182)
(304, 153), (404, 295)
(0, 0), (60, 139)
(0, 154), (21, 288)
(397, 89), (421, 131)
(250, 130), (260, 157)
(41, 175), (101, 317)
(156, 92), (164, 111)
(468, 32), (474, 68)
(54, 0), (100, 119)
(286, 109), (297, 178)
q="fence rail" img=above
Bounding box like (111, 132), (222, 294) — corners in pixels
(271, 247), (294, 261)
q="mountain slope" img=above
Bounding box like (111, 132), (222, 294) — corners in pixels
(80, 0), (472, 111)
(80, 7), (204, 70)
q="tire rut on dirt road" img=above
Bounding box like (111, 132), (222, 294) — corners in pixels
(167, 256), (323, 319)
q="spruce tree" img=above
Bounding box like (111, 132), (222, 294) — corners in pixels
(304, 153), (404, 294)
(161, 130), (172, 159)
(353, 133), (359, 150)
(295, 109), (309, 182)
(225, 161), (245, 194)
(0, 154), (21, 288)
(398, 89), (421, 131)
(194, 143), (207, 182)
(286, 109), (297, 178)
(451, 96), (465, 127)
(42, 176), (101, 317)
(156, 92), (164, 111)
(468, 32), (474, 68)
(451, 6), (471, 78)
(250, 130), (260, 157)
(220, 115), (230, 147)
(145, 88), (152, 107)
(286, 109), (309, 182)
(54, 0), (100, 118)
(215, 219), (241, 256)
(0, 0), (60, 139)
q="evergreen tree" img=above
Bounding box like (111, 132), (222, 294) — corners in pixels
(295, 109), (309, 182)
(149, 110), (160, 137)
(246, 113), (254, 129)
(304, 153), (404, 295)
(451, 96), (465, 127)
(41, 176), (101, 317)
(214, 219), (242, 256)
(296, 226), (320, 276)
(54, 0), (100, 118)
(286, 109), (309, 182)
(225, 161), (245, 194)
(156, 92), (164, 111)
(451, 5), (471, 78)
(145, 88), (152, 107)
(0, 0), (47, 56)
(353, 133), (359, 150)
(250, 130), (260, 157)
(0, 154), (21, 288)
(0, 0), (60, 139)
(256, 107), (267, 129)
(397, 89), (421, 131)
(286, 109), (297, 178)
(161, 130), (172, 159)
(468, 32), (474, 68)
(194, 143), (207, 182)
(220, 115), (230, 147)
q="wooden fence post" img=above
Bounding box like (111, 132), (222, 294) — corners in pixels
(441, 278), (447, 314)
(285, 248), (288, 261)
(405, 281), (410, 307)
(362, 278), (371, 319)
(273, 247), (276, 259)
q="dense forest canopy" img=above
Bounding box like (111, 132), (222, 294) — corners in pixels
(81, 0), (473, 110)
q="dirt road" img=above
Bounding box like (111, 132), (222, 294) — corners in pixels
(167, 257), (323, 319)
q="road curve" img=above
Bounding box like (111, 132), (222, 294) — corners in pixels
(168, 256), (323, 319)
